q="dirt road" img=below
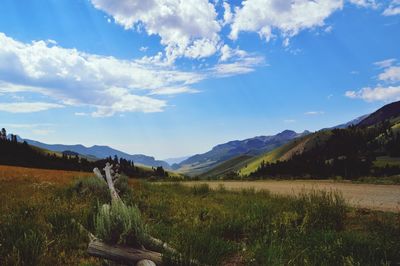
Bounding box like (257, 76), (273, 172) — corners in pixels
(181, 180), (400, 212)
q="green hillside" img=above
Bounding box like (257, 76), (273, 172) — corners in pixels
(199, 155), (253, 179)
(238, 131), (332, 176)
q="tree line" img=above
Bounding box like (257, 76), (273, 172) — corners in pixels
(0, 128), (168, 179)
(250, 121), (400, 179)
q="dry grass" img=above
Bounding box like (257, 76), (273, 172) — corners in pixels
(0, 165), (93, 184)
(179, 180), (400, 212)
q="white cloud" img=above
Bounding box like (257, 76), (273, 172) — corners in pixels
(74, 112), (88, 116)
(0, 32), (207, 116)
(150, 86), (200, 95)
(222, 1), (233, 26)
(378, 66), (400, 83)
(229, 0), (343, 43)
(139, 46), (148, 52)
(219, 44), (247, 62)
(213, 50), (265, 76)
(349, 0), (378, 9)
(90, 0), (221, 62)
(345, 86), (400, 101)
(347, 58), (400, 102)
(0, 102), (64, 113)
(383, 0), (400, 16)
(374, 58), (396, 68)
(305, 111), (325, 115)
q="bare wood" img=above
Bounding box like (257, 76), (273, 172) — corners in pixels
(136, 259), (157, 266)
(103, 163), (121, 201)
(93, 167), (104, 181)
(88, 238), (162, 265)
(147, 236), (177, 255)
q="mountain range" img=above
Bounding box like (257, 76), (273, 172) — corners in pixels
(174, 130), (310, 176)
(17, 137), (170, 169)
(10, 101), (399, 177)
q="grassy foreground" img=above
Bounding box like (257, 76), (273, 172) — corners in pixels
(0, 165), (399, 265)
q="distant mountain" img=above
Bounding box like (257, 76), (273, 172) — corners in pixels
(237, 101), (400, 179)
(358, 101), (400, 127)
(176, 130), (310, 176)
(18, 138), (170, 169)
(163, 156), (190, 165)
(331, 114), (370, 129)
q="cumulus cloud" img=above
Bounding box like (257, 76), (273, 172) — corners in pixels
(383, 0), (400, 16)
(222, 1), (233, 25)
(90, 0), (221, 62)
(345, 86), (400, 101)
(378, 66), (400, 83)
(0, 32), (207, 116)
(229, 0), (343, 43)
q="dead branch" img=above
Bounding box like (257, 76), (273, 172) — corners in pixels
(87, 238), (162, 265)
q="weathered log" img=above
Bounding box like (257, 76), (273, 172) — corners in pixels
(93, 167), (104, 181)
(136, 259), (157, 266)
(88, 238), (162, 265)
(104, 163), (121, 201)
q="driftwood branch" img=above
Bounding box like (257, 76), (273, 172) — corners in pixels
(87, 238), (162, 265)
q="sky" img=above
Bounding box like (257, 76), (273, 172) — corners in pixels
(0, 0), (399, 159)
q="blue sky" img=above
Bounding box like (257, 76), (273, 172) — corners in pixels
(0, 0), (399, 159)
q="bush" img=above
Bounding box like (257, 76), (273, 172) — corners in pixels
(94, 200), (146, 247)
(191, 184), (210, 196)
(68, 176), (109, 202)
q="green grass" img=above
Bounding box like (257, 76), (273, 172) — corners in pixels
(1, 171), (400, 265)
(132, 182), (400, 265)
(199, 155), (253, 179)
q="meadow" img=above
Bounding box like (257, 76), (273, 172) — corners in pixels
(1, 165), (400, 265)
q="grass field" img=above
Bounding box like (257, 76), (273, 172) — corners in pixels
(1, 165), (400, 265)
(179, 180), (400, 212)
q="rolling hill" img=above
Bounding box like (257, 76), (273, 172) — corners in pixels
(235, 100), (400, 178)
(358, 101), (400, 127)
(176, 130), (310, 176)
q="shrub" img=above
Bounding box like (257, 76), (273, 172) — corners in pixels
(297, 190), (347, 232)
(68, 176), (109, 202)
(94, 200), (146, 247)
(191, 184), (210, 196)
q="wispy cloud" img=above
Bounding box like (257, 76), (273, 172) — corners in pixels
(0, 32), (265, 117)
(305, 111), (325, 115)
(0, 102), (64, 113)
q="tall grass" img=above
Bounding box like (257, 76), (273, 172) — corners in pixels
(1, 169), (399, 265)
